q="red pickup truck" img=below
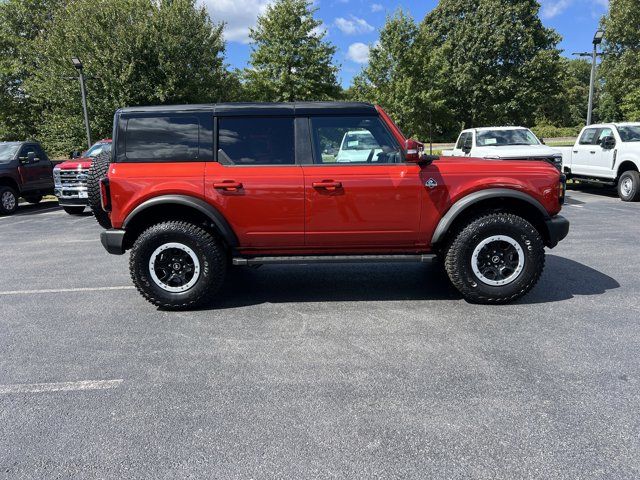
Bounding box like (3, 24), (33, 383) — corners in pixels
(53, 139), (111, 215)
(90, 102), (569, 309)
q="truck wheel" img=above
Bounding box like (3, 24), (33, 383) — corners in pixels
(129, 221), (227, 310)
(62, 206), (85, 215)
(0, 186), (18, 215)
(87, 151), (112, 229)
(618, 171), (640, 202)
(24, 195), (42, 204)
(444, 213), (545, 304)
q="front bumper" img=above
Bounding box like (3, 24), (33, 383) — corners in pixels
(545, 215), (570, 248)
(100, 229), (126, 255)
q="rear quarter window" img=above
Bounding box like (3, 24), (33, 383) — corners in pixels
(125, 116), (199, 161)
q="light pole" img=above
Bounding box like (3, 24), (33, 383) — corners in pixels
(573, 30), (605, 126)
(71, 57), (92, 148)
(587, 30), (605, 125)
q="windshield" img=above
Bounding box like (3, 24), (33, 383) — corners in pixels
(476, 129), (540, 147)
(0, 143), (20, 163)
(84, 142), (112, 158)
(341, 131), (379, 151)
(618, 126), (640, 142)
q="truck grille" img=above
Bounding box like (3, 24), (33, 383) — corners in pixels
(59, 169), (90, 187)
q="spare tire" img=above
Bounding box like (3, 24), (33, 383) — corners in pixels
(87, 151), (113, 229)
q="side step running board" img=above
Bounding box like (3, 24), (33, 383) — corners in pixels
(233, 254), (436, 266)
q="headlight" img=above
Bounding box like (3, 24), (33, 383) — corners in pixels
(53, 167), (61, 187)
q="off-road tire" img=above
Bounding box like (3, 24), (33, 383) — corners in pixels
(444, 213), (545, 304)
(129, 221), (227, 310)
(618, 170), (640, 202)
(0, 186), (18, 215)
(24, 195), (42, 204)
(62, 206), (85, 215)
(87, 151), (112, 228)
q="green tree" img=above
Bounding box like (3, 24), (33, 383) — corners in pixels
(536, 57), (591, 128)
(418, 0), (563, 133)
(24, 0), (232, 155)
(244, 0), (340, 102)
(598, 0), (640, 121)
(0, 0), (63, 140)
(349, 10), (451, 140)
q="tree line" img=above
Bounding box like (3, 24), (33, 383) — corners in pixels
(0, 0), (637, 154)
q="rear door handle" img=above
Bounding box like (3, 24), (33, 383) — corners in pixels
(213, 180), (243, 191)
(590, 151), (596, 154)
(312, 181), (342, 191)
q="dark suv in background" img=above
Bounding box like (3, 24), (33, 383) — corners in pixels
(0, 141), (54, 215)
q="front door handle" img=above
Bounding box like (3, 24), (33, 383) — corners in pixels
(312, 180), (342, 191)
(590, 151), (596, 154)
(213, 180), (243, 192)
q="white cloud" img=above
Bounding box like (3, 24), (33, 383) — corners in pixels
(334, 16), (375, 35)
(540, 0), (572, 19)
(202, 0), (272, 44)
(346, 42), (370, 63)
(371, 3), (384, 12)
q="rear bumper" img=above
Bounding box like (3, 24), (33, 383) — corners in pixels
(100, 229), (125, 255)
(545, 215), (570, 248)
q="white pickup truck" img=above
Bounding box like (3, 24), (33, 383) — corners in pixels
(555, 123), (640, 201)
(442, 126), (563, 170)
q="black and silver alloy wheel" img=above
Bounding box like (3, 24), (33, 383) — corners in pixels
(130, 221), (227, 310)
(0, 187), (18, 215)
(471, 235), (525, 286)
(444, 213), (545, 304)
(149, 242), (201, 293)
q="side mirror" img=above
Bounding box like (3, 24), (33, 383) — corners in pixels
(405, 139), (436, 166)
(601, 136), (616, 150)
(540, 137), (546, 145)
(71, 150), (81, 159)
(27, 151), (38, 163)
(462, 138), (472, 154)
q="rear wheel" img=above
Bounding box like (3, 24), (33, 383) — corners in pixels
(618, 170), (640, 202)
(129, 221), (227, 310)
(24, 195), (42, 204)
(87, 151), (112, 228)
(0, 186), (18, 215)
(62, 206), (85, 215)
(444, 213), (545, 304)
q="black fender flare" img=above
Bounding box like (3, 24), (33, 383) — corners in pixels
(122, 194), (239, 247)
(430, 188), (550, 245)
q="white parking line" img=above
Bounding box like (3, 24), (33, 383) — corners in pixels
(0, 207), (62, 220)
(0, 286), (135, 296)
(0, 379), (123, 394)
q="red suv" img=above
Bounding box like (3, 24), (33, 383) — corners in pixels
(91, 102), (569, 309)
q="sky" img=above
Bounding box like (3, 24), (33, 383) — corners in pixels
(202, 0), (610, 87)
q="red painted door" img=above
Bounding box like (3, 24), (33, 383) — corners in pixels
(204, 116), (304, 249)
(302, 163), (423, 248)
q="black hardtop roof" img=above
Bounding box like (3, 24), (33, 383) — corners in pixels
(117, 101), (377, 116)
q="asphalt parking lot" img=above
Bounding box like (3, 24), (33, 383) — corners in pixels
(1, 187), (639, 479)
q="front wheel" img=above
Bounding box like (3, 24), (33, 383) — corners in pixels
(0, 186), (18, 215)
(129, 221), (227, 310)
(62, 206), (85, 215)
(618, 171), (640, 202)
(444, 213), (545, 304)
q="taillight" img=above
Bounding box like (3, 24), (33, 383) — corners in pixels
(100, 177), (111, 212)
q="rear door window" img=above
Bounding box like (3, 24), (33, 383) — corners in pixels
(217, 117), (295, 165)
(124, 116), (200, 162)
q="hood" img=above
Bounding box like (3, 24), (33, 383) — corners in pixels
(474, 144), (560, 159)
(56, 157), (93, 170)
